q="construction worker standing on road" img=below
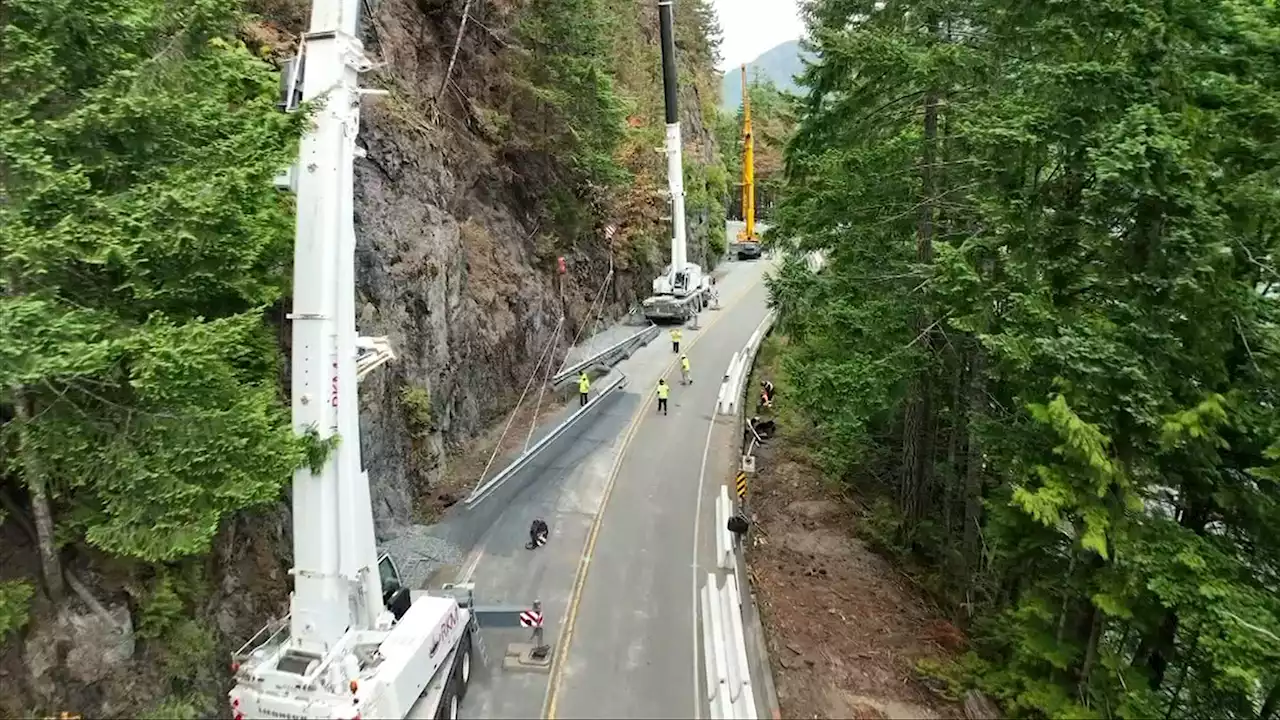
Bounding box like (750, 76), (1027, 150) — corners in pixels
(670, 327), (682, 354)
(656, 378), (670, 415)
(578, 371), (590, 407)
(680, 354), (692, 385)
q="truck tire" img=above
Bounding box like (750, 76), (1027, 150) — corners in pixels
(453, 630), (473, 701)
(435, 684), (458, 720)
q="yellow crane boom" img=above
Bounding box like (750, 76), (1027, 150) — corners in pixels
(737, 63), (757, 243)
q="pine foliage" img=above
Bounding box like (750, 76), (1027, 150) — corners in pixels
(768, 0), (1280, 716)
(1, 0), (312, 565)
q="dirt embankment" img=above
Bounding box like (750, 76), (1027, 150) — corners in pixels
(745, 340), (965, 720)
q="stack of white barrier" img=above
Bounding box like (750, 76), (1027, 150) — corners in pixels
(700, 570), (757, 720)
(714, 486), (735, 571)
(716, 311), (776, 417)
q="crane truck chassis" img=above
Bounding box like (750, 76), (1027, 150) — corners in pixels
(231, 554), (481, 720)
(642, 265), (712, 323)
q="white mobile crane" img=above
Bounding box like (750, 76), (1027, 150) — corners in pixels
(228, 1), (534, 718)
(641, 0), (713, 323)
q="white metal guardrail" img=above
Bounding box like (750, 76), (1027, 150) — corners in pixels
(702, 302), (791, 720)
(550, 323), (660, 387)
(702, 250), (821, 720)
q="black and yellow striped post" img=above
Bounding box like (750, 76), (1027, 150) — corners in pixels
(735, 470), (748, 500)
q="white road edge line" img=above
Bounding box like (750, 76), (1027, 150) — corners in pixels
(692, 393), (718, 720)
(694, 277), (775, 720)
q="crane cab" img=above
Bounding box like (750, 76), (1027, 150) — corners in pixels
(378, 552), (413, 621)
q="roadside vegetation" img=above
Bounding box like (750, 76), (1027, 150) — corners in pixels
(764, 0), (1280, 718)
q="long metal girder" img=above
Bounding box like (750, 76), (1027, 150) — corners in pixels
(551, 324), (659, 387)
(464, 373), (628, 508)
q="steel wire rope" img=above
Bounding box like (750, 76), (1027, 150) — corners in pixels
(528, 267), (614, 450)
(557, 264), (615, 374)
(474, 314), (564, 492)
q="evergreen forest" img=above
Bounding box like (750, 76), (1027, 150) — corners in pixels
(766, 0), (1280, 717)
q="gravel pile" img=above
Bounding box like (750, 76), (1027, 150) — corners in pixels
(379, 524), (464, 590)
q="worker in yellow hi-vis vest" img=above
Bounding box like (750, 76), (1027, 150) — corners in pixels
(680, 354), (692, 385)
(670, 327), (682, 353)
(578, 371), (590, 407)
(656, 378), (670, 415)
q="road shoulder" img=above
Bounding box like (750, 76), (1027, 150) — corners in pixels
(743, 337), (965, 720)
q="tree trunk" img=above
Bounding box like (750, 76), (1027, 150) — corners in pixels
(1259, 679), (1280, 720)
(1077, 604), (1104, 699)
(12, 386), (65, 603)
(962, 338), (986, 581)
(944, 355), (964, 542)
(1133, 610), (1179, 691)
(899, 86), (940, 529)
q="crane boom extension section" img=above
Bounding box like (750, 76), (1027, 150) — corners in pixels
(642, 0), (712, 322)
(286, 0), (384, 654)
(733, 65), (761, 260)
(227, 1), (528, 718)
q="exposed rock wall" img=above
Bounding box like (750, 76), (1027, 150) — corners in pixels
(349, 0), (722, 534)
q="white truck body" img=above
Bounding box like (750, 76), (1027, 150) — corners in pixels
(644, 262), (711, 322)
(230, 562), (474, 720)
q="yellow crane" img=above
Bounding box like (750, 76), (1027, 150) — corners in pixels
(734, 64), (761, 259)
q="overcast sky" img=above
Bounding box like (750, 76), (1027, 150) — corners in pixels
(711, 0), (805, 70)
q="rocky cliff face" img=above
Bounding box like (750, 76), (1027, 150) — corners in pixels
(345, 0), (725, 533)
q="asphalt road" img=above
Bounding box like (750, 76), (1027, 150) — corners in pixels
(547, 265), (773, 719)
(452, 255), (775, 719)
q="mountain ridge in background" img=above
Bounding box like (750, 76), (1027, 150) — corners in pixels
(721, 38), (808, 110)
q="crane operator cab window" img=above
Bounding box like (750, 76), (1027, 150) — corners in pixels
(674, 271), (687, 291)
(377, 552), (413, 621)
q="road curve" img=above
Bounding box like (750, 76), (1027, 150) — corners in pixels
(452, 257), (773, 719)
(545, 265), (774, 719)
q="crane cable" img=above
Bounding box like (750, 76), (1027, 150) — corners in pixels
(557, 264), (615, 374)
(473, 262), (616, 489)
(475, 315), (564, 490)
(531, 266), (614, 450)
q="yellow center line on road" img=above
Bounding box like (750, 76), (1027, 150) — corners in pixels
(542, 267), (769, 720)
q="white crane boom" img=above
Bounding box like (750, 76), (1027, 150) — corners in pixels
(286, 0), (386, 651)
(228, 1), (555, 717)
(643, 0), (711, 321)
(228, 1), (484, 719)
